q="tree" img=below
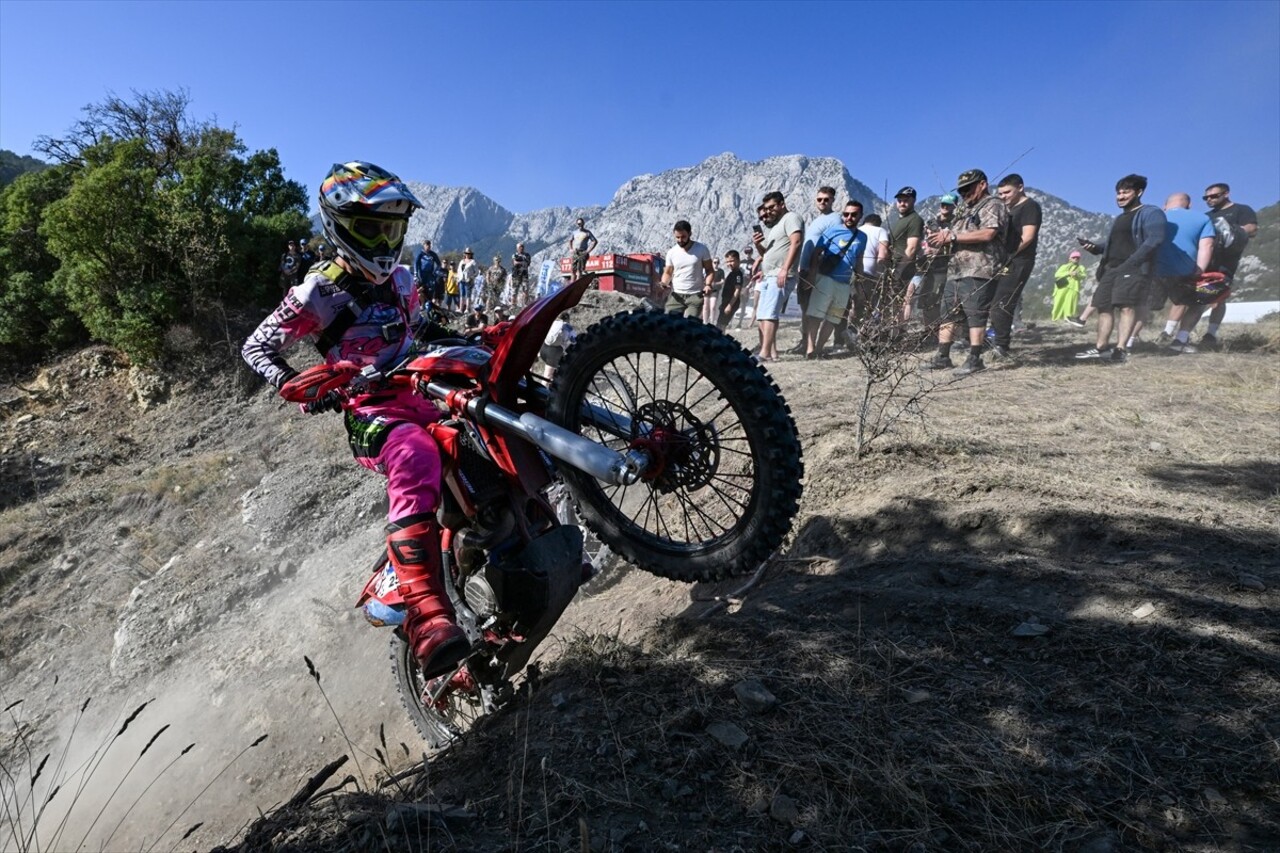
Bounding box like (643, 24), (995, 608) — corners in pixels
(0, 166), (85, 366)
(2, 90), (312, 365)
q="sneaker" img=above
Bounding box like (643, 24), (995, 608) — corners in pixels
(954, 357), (985, 376)
(1066, 317), (1087, 329)
(925, 354), (953, 370)
(1074, 347), (1111, 360)
(1110, 348), (1129, 364)
(787, 341), (807, 355)
(1157, 331), (1172, 344)
(988, 345), (1016, 363)
(1199, 333), (1221, 350)
(1168, 342), (1197, 354)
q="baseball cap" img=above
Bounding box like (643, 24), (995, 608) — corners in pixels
(1069, 251), (1082, 259)
(464, 247), (473, 255)
(894, 186), (917, 198)
(939, 193), (959, 205)
(956, 169), (987, 190)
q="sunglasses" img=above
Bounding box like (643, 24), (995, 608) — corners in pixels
(1203, 193), (1224, 200)
(816, 197), (834, 203)
(841, 212), (860, 219)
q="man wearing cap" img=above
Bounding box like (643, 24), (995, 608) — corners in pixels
(889, 187), (924, 314)
(457, 248), (480, 313)
(1052, 251), (1087, 321)
(989, 174), (1042, 360)
(916, 194), (959, 343)
(1073, 174), (1166, 364)
(926, 169), (1010, 376)
(567, 217), (598, 280)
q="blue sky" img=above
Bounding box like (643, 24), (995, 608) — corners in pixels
(2, 0), (1277, 214)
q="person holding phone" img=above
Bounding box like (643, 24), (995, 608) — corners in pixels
(752, 192), (804, 362)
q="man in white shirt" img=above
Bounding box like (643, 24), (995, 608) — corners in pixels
(661, 219), (715, 318)
(855, 213), (891, 325)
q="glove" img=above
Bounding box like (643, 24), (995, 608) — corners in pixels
(299, 390), (342, 415)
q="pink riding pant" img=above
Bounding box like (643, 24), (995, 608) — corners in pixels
(356, 423), (444, 523)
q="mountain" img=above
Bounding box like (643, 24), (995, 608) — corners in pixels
(401, 153), (880, 266)
(0, 149), (47, 188)
(1234, 202), (1279, 302)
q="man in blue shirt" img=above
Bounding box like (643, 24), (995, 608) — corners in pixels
(1152, 193), (1214, 353)
(801, 201), (866, 358)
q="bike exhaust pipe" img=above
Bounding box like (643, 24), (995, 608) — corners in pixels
(422, 382), (647, 486)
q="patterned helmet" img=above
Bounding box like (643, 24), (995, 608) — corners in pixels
(319, 161), (423, 284)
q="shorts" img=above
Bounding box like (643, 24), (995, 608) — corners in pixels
(755, 282), (782, 321)
(805, 274), (851, 325)
(1160, 274), (1196, 307)
(940, 276), (996, 329)
(665, 290), (704, 319)
(1093, 268), (1149, 311)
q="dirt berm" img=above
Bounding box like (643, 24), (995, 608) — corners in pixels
(1, 301), (1276, 852)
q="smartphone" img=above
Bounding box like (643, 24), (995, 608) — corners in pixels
(752, 224), (763, 236)
(1076, 237), (1089, 246)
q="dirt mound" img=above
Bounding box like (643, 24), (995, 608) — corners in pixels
(3, 320), (1278, 852)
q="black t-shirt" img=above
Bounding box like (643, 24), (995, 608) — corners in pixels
(720, 268), (744, 301)
(1107, 209), (1139, 269)
(1208, 203), (1257, 277)
(1004, 198), (1043, 259)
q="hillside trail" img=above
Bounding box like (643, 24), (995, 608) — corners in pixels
(2, 308), (1278, 851)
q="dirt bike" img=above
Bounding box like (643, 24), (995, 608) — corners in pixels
(280, 276), (804, 747)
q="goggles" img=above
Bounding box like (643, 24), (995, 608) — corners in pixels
(341, 215), (407, 249)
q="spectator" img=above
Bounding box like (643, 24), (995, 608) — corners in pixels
(567, 217), (598, 280)
(926, 168), (1010, 376)
(278, 240), (303, 292)
(854, 212), (891, 325)
(797, 186), (842, 322)
(539, 312), (577, 379)
(738, 243), (757, 328)
(463, 308), (489, 336)
(1073, 174), (1166, 364)
(802, 201), (866, 358)
(717, 250), (746, 330)
(511, 242), (532, 305)
(661, 219), (715, 319)
(299, 239), (316, 274)
(703, 256), (725, 324)
(989, 174), (1042, 360)
(457, 248), (480, 312)
(916, 193), (959, 343)
(1156, 193), (1216, 353)
(889, 187), (924, 318)
(1198, 182), (1258, 348)
(413, 240), (442, 306)
(752, 191), (804, 362)
(486, 254), (507, 306)
(1051, 251), (1087, 321)
(444, 261), (460, 311)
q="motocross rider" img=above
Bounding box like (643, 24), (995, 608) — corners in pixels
(242, 161), (469, 680)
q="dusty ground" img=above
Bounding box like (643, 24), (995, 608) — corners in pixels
(1, 304), (1277, 852)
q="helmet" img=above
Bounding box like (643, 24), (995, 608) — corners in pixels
(319, 161), (422, 284)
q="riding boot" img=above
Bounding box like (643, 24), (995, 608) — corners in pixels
(387, 516), (469, 679)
